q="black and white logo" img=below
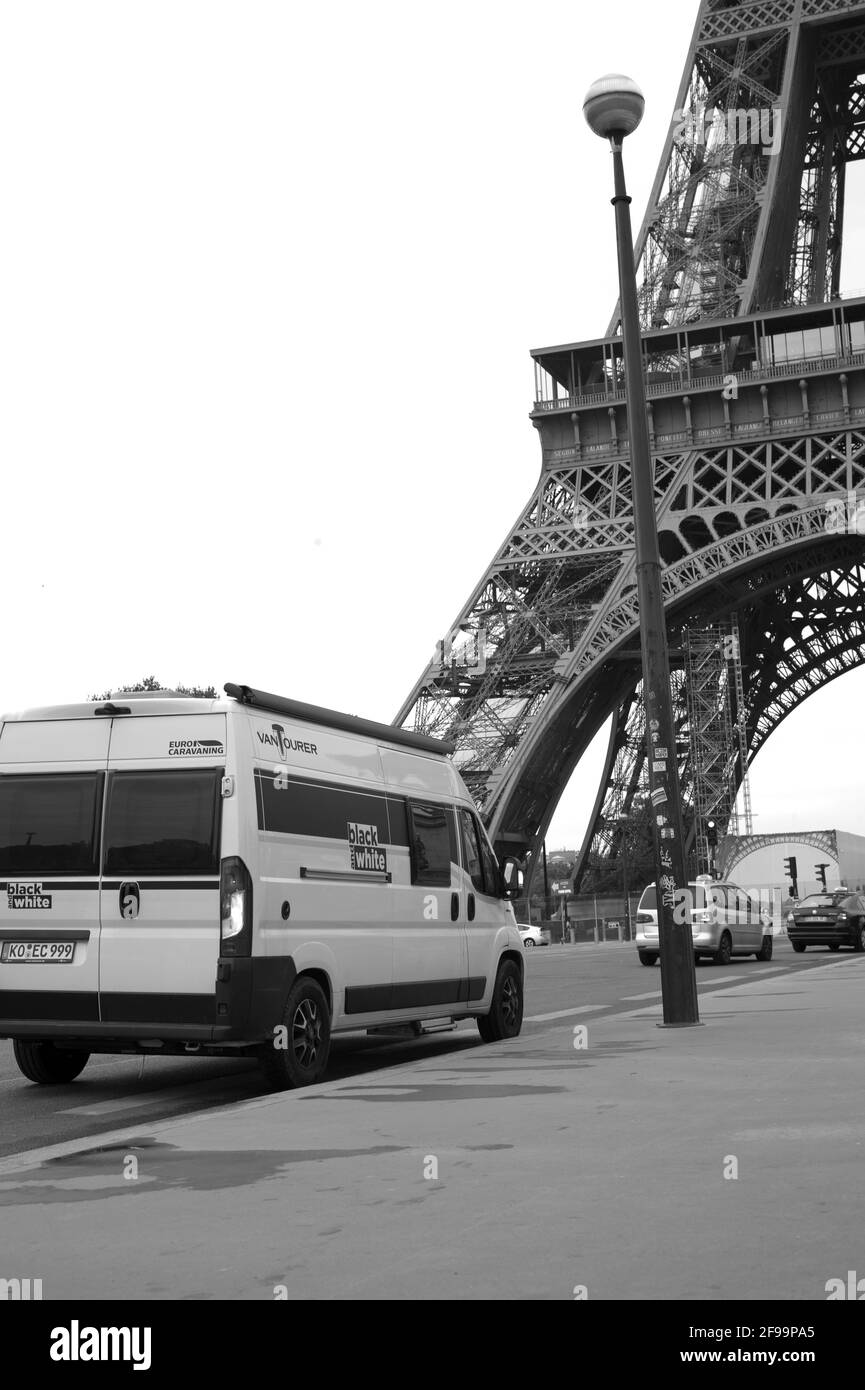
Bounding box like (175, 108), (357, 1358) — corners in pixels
(7, 882), (52, 909)
(348, 822), (387, 872)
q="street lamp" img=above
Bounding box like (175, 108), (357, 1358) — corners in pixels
(584, 75), (700, 1026)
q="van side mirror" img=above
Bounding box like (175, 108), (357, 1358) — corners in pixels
(500, 856), (524, 900)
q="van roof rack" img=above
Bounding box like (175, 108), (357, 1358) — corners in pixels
(224, 683), (456, 757)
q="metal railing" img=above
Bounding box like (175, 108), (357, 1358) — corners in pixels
(533, 348), (865, 414)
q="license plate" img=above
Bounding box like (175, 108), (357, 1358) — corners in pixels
(1, 941), (75, 964)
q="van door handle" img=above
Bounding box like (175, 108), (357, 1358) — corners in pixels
(451, 892), (459, 922)
(119, 882), (140, 920)
(467, 892), (476, 922)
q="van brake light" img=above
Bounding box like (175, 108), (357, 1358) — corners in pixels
(220, 857), (252, 957)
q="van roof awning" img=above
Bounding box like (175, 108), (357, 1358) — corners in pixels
(224, 683), (456, 757)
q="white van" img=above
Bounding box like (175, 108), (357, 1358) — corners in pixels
(0, 684), (525, 1089)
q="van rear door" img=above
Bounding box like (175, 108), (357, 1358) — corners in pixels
(98, 715), (225, 1030)
(0, 718), (108, 1028)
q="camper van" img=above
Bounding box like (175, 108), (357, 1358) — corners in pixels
(0, 684), (525, 1090)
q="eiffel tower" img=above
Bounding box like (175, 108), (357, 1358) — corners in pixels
(395, 0), (865, 891)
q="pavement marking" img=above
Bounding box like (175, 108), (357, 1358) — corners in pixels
(56, 1078), (253, 1117)
(621, 972), (745, 1002)
(2, 952), (861, 1179)
(57, 1096), (179, 1116)
(524, 1004), (606, 1022)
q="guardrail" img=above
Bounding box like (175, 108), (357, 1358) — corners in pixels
(533, 349), (865, 415)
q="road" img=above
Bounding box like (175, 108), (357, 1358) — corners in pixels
(0, 937), (848, 1159)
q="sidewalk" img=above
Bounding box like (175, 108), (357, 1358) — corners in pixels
(1, 955), (863, 1301)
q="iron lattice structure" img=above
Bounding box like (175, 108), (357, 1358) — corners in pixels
(684, 615), (753, 873)
(397, 0), (865, 892)
(717, 828), (839, 877)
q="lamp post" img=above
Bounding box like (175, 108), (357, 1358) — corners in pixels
(583, 75), (700, 1026)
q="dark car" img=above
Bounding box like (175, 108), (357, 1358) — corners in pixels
(786, 891), (865, 953)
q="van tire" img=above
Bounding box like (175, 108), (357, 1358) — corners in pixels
(477, 959), (523, 1042)
(638, 951), (658, 966)
(713, 932), (732, 966)
(13, 1041), (89, 1084)
(755, 935), (773, 961)
(258, 977), (331, 1091)
(791, 941), (806, 953)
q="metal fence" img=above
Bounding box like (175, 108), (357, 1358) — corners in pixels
(519, 894), (641, 944)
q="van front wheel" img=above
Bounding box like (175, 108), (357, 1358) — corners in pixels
(258, 977), (331, 1091)
(477, 959), (523, 1042)
(13, 1041), (89, 1084)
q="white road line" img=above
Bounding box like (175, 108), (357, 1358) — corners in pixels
(524, 1005), (607, 1022)
(56, 1079), (249, 1118)
(621, 972), (745, 1002)
(57, 1095), (175, 1117)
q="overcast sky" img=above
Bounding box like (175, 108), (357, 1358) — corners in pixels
(3, 0), (865, 852)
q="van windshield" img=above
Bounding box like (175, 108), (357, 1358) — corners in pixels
(0, 773), (102, 876)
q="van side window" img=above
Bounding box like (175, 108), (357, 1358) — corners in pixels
(104, 770), (221, 876)
(459, 810), (485, 894)
(477, 818), (501, 898)
(407, 801), (452, 887)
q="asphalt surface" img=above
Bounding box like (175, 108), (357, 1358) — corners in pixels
(2, 939), (863, 1300)
(0, 936), (849, 1159)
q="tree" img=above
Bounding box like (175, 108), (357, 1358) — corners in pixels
(88, 676), (218, 700)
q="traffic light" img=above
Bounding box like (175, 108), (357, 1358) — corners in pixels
(783, 855), (798, 897)
(815, 863), (829, 890)
(706, 819), (718, 848)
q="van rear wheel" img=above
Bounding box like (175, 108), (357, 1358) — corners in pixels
(477, 959), (523, 1042)
(258, 977), (331, 1091)
(13, 1041), (89, 1084)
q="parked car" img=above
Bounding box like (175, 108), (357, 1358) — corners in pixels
(786, 891), (865, 953)
(635, 878), (773, 966)
(518, 924), (549, 948)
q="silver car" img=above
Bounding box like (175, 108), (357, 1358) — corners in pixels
(635, 878), (773, 966)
